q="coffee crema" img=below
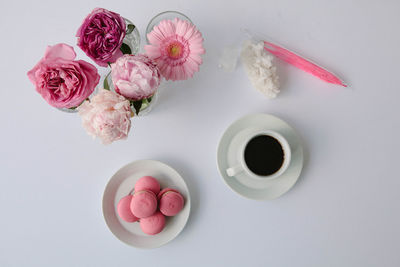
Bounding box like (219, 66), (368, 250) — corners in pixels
(244, 135), (284, 176)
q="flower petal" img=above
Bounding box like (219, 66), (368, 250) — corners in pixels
(175, 19), (189, 37)
(44, 43), (76, 61)
(144, 45), (162, 59)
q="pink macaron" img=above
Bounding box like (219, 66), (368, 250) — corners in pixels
(117, 195), (139, 223)
(140, 211), (166, 235)
(135, 176), (160, 195)
(130, 190), (158, 218)
(158, 188), (184, 216)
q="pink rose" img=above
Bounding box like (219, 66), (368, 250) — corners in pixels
(111, 54), (161, 101)
(77, 8), (126, 67)
(78, 89), (132, 144)
(27, 43), (100, 109)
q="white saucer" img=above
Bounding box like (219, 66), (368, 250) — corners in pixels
(217, 114), (304, 200)
(102, 160), (191, 249)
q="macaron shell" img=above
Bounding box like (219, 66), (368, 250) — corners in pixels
(157, 188), (179, 200)
(130, 190), (158, 218)
(117, 195), (139, 223)
(135, 176), (160, 195)
(140, 211), (166, 235)
(159, 190), (184, 216)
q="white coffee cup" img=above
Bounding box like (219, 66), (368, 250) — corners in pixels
(226, 130), (291, 180)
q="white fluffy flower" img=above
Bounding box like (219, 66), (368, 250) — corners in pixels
(241, 40), (280, 98)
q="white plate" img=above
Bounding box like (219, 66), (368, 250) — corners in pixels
(217, 113), (304, 200)
(102, 160), (191, 249)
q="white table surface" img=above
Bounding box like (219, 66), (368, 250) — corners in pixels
(1, 0), (400, 266)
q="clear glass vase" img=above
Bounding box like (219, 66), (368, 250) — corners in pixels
(123, 18), (140, 55)
(59, 107), (79, 113)
(145, 11), (192, 44)
(57, 86), (99, 113)
(103, 71), (158, 116)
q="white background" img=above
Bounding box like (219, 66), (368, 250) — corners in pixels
(1, 0), (400, 266)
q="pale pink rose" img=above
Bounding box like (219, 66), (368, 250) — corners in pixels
(27, 43), (100, 109)
(78, 89), (132, 144)
(111, 54), (161, 101)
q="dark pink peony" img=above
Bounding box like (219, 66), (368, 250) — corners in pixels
(27, 43), (100, 109)
(76, 8), (126, 67)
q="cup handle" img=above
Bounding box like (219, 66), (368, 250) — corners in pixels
(226, 165), (244, 177)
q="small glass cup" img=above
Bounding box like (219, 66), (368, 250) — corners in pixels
(103, 72), (158, 116)
(57, 86), (99, 113)
(123, 18), (141, 54)
(145, 11), (192, 44)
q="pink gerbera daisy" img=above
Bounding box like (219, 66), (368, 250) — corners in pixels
(144, 18), (205, 81)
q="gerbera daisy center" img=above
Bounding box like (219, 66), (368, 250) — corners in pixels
(167, 42), (183, 59)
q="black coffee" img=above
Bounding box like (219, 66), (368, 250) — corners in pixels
(244, 135), (284, 176)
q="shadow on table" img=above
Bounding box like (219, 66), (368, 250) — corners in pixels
(277, 113), (311, 193)
(152, 155), (200, 234)
(246, 111), (312, 196)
